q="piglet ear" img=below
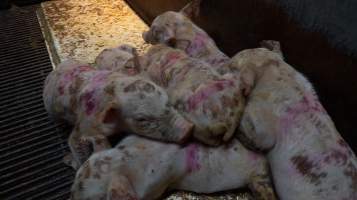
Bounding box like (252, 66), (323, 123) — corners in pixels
(98, 102), (125, 137)
(101, 102), (120, 124)
(142, 30), (151, 43)
(240, 68), (256, 97)
(107, 175), (138, 200)
(180, 0), (202, 19)
(260, 40), (284, 58)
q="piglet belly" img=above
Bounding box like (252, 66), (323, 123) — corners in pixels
(176, 141), (256, 193)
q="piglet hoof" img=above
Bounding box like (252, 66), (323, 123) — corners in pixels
(63, 152), (80, 170)
(249, 174), (277, 200)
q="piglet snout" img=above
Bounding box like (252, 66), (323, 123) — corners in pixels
(209, 123), (227, 137)
(142, 31), (150, 43)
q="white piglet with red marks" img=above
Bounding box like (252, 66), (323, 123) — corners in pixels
(230, 42), (357, 200)
(43, 58), (193, 169)
(70, 135), (276, 200)
(141, 44), (245, 145)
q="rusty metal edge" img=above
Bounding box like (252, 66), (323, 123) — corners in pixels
(36, 3), (60, 69)
(123, 0), (151, 25)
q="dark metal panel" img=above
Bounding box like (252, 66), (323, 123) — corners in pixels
(125, 0), (190, 24)
(0, 5), (74, 200)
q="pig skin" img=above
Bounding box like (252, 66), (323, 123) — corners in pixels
(70, 135), (277, 200)
(43, 59), (193, 169)
(141, 44), (245, 145)
(229, 42), (357, 200)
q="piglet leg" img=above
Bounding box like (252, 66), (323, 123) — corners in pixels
(67, 127), (92, 169)
(63, 153), (80, 170)
(248, 169), (277, 200)
(67, 125), (110, 170)
(87, 135), (111, 152)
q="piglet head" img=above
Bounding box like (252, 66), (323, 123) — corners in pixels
(71, 153), (138, 200)
(102, 77), (194, 143)
(143, 25), (176, 47)
(143, 11), (185, 47)
(95, 44), (141, 75)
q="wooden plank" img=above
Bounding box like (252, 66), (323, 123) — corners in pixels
(36, 0), (150, 67)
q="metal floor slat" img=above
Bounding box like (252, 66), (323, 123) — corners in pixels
(0, 5), (74, 200)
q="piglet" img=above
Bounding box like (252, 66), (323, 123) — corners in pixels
(143, 9), (230, 74)
(141, 44), (245, 145)
(230, 41), (357, 200)
(70, 135), (276, 200)
(43, 59), (193, 168)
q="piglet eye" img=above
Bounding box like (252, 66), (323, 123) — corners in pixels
(167, 38), (176, 47)
(153, 29), (160, 36)
(135, 117), (146, 122)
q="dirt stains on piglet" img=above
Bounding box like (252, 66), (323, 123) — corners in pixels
(117, 145), (126, 150)
(343, 162), (357, 191)
(104, 156), (112, 161)
(323, 149), (349, 165)
(337, 138), (353, 157)
(104, 84), (115, 96)
(110, 189), (138, 200)
(143, 83), (155, 93)
(93, 159), (111, 178)
(124, 80), (156, 94)
(291, 155), (327, 185)
(124, 83), (137, 93)
(82, 161), (91, 179)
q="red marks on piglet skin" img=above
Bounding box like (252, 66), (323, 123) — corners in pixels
(187, 79), (234, 111)
(79, 71), (110, 115)
(160, 51), (182, 68)
(279, 92), (326, 135)
(286, 92), (325, 114)
(185, 144), (201, 173)
(80, 90), (97, 115)
(186, 32), (208, 56)
(58, 66), (93, 95)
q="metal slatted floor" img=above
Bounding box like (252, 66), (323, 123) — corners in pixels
(0, 5), (74, 200)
